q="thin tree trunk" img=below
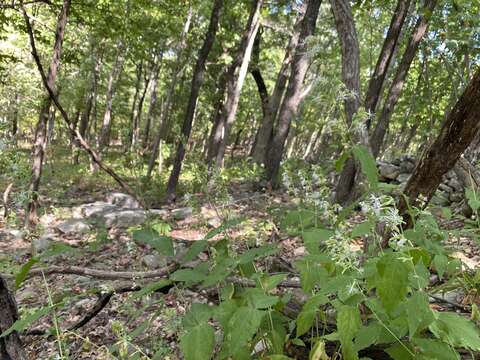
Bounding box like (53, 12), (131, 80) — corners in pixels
(25, 0), (70, 227)
(0, 275), (26, 360)
(165, 0), (224, 200)
(250, 10), (305, 164)
(132, 71), (150, 149)
(98, 41), (126, 152)
(370, 0), (437, 157)
(398, 67), (480, 228)
(11, 92), (18, 141)
(264, 0), (322, 185)
(143, 51), (163, 148)
(146, 6), (193, 179)
(207, 0), (263, 168)
(126, 61), (143, 149)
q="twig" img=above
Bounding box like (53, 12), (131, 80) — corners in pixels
(429, 293), (471, 312)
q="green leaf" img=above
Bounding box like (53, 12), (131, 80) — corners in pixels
(204, 217), (243, 240)
(0, 306), (52, 337)
(296, 258), (329, 293)
(236, 244), (278, 264)
(375, 254), (410, 312)
(433, 254), (448, 280)
(183, 303), (213, 329)
(309, 340), (330, 360)
(466, 188), (480, 211)
(429, 312), (480, 351)
(354, 322), (382, 351)
(412, 338), (460, 360)
(385, 342), (414, 360)
(40, 242), (76, 258)
(336, 150), (351, 172)
(351, 221), (372, 238)
(170, 268), (207, 285)
(180, 323), (215, 360)
(259, 274), (287, 292)
(130, 279), (171, 299)
(243, 288), (279, 309)
(406, 292), (435, 338)
(352, 145), (378, 191)
(15, 257), (39, 289)
(133, 229), (174, 257)
(296, 294), (328, 337)
(337, 305), (361, 360)
(302, 228), (333, 254)
(181, 240), (208, 263)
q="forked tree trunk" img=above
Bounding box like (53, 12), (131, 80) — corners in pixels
(370, 0), (437, 157)
(398, 68), (480, 227)
(25, 0), (70, 227)
(0, 276), (26, 360)
(165, 0), (224, 200)
(264, 0), (321, 186)
(207, 0), (263, 168)
(98, 41), (125, 153)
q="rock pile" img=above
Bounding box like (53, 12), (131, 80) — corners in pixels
(377, 155), (465, 208)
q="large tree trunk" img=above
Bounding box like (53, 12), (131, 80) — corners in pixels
(146, 7), (193, 179)
(98, 41), (125, 153)
(334, 0), (410, 204)
(250, 12), (304, 164)
(264, 0), (321, 186)
(398, 68), (480, 227)
(370, 0), (437, 158)
(165, 0), (224, 200)
(207, 0), (263, 168)
(0, 276), (26, 360)
(25, 0), (70, 227)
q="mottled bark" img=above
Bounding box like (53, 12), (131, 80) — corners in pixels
(207, 0), (263, 167)
(398, 68), (480, 228)
(126, 61), (143, 149)
(143, 51), (163, 148)
(165, 0), (224, 200)
(0, 276), (26, 360)
(25, 0), (70, 227)
(370, 0), (437, 157)
(265, 0), (321, 185)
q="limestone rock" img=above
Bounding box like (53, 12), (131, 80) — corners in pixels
(102, 210), (147, 229)
(142, 254), (168, 268)
(77, 201), (117, 219)
(32, 233), (55, 253)
(106, 192), (141, 209)
(57, 219), (91, 234)
(397, 173), (410, 183)
(378, 162), (400, 180)
(172, 207), (193, 220)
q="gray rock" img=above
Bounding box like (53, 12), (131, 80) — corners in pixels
(148, 209), (168, 218)
(378, 162), (401, 180)
(207, 217), (222, 228)
(174, 243), (188, 261)
(448, 178), (463, 192)
(32, 233), (55, 253)
(56, 219), (91, 234)
(6, 229), (24, 241)
(438, 183), (453, 193)
(77, 202), (117, 219)
(399, 160), (415, 173)
(172, 207), (193, 220)
(431, 191), (450, 206)
(449, 192), (463, 203)
(399, 154), (415, 163)
(142, 254), (168, 268)
(102, 210), (147, 229)
(397, 173), (411, 183)
(106, 192), (141, 209)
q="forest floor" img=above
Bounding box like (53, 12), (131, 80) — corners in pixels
(1, 152), (480, 359)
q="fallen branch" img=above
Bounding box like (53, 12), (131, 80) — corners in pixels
(21, 6), (145, 209)
(2, 183), (13, 218)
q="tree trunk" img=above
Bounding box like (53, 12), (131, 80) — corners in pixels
(98, 41), (125, 153)
(370, 0), (437, 158)
(264, 0), (322, 185)
(11, 92), (18, 141)
(146, 7), (192, 179)
(207, 0), (263, 168)
(250, 11), (304, 164)
(0, 276), (26, 360)
(132, 71), (149, 149)
(25, 0), (71, 227)
(249, 29), (269, 118)
(126, 61), (143, 149)
(398, 68), (480, 228)
(143, 51), (163, 148)
(165, 0), (224, 200)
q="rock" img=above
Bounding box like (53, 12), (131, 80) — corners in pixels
(76, 201), (117, 219)
(431, 191), (450, 207)
(56, 219), (91, 234)
(397, 173), (411, 183)
(174, 243), (188, 261)
(207, 217), (222, 228)
(399, 154), (415, 163)
(142, 254), (168, 268)
(449, 192), (463, 203)
(431, 290), (463, 304)
(378, 162), (400, 180)
(32, 233), (55, 253)
(399, 160), (415, 173)
(448, 178), (462, 192)
(106, 192), (141, 209)
(5, 229), (24, 241)
(172, 207), (193, 220)
(148, 209), (168, 218)
(102, 210), (147, 229)
(438, 183), (453, 193)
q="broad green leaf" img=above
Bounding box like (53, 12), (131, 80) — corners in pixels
(296, 258), (329, 292)
(352, 145), (378, 191)
(244, 288), (279, 309)
(180, 323), (215, 360)
(302, 228), (333, 254)
(41, 242), (76, 258)
(170, 268), (207, 285)
(466, 188), (480, 211)
(375, 254), (410, 312)
(183, 303), (213, 328)
(337, 305), (361, 360)
(296, 294), (328, 337)
(236, 244), (278, 264)
(204, 217), (243, 240)
(0, 306), (52, 337)
(429, 312), (480, 351)
(181, 240), (208, 263)
(130, 279), (171, 299)
(385, 342), (414, 360)
(406, 292), (435, 338)
(351, 221), (372, 238)
(335, 150), (351, 172)
(412, 338), (460, 360)
(309, 340), (330, 360)
(354, 322), (382, 351)
(133, 229), (174, 257)
(433, 254), (448, 279)
(259, 274), (287, 292)
(15, 257), (39, 289)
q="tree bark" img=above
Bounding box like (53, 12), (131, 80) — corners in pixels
(370, 0), (437, 158)
(146, 6), (192, 179)
(398, 68), (480, 228)
(165, 0), (224, 200)
(126, 61), (143, 149)
(25, 0), (70, 227)
(0, 275), (26, 360)
(264, 0), (322, 185)
(98, 41), (125, 153)
(250, 10), (305, 164)
(207, 0), (263, 168)
(142, 51), (163, 148)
